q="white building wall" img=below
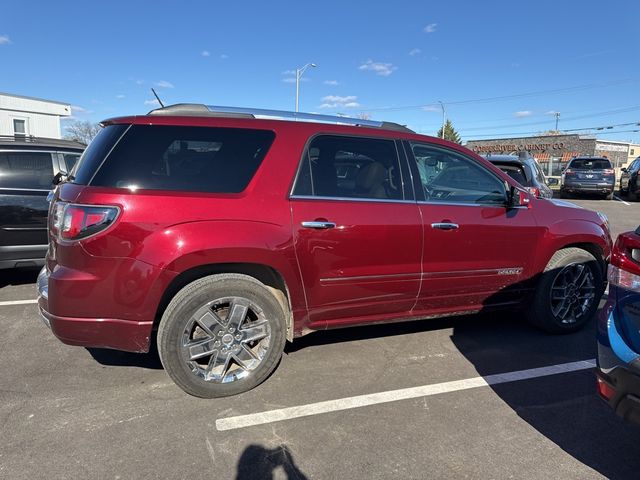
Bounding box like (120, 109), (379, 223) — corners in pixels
(0, 93), (71, 139)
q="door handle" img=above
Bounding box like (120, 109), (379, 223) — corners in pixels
(301, 221), (336, 229)
(431, 222), (459, 230)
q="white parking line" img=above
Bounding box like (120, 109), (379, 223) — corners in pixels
(0, 299), (38, 306)
(215, 359), (596, 431)
(614, 195), (630, 206)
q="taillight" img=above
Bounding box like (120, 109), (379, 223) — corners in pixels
(597, 376), (616, 401)
(608, 232), (640, 292)
(527, 186), (541, 197)
(603, 169), (614, 175)
(564, 169), (574, 175)
(51, 202), (119, 241)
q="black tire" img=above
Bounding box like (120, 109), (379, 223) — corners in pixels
(604, 191), (613, 200)
(619, 184), (628, 196)
(527, 248), (603, 334)
(157, 274), (287, 398)
(559, 189), (568, 199)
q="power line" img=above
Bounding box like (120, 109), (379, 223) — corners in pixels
(458, 105), (640, 132)
(362, 78), (640, 113)
(463, 121), (640, 139)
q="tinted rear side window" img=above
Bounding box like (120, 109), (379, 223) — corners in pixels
(569, 158), (612, 169)
(293, 135), (405, 200)
(71, 124), (128, 184)
(495, 164), (529, 186)
(90, 125), (275, 193)
(0, 151), (53, 189)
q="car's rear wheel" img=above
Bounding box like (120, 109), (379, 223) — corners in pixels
(528, 248), (603, 333)
(157, 274), (287, 398)
(619, 183), (628, 196)
(604, 191), (614, 200)
(559, 189), (569, 199)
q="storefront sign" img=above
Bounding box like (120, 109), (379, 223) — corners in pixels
(471, 142), (565, 153)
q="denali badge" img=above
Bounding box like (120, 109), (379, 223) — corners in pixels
(498, 268), (523, 276)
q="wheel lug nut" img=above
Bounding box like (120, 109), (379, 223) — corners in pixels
(235, 334), (242, 341)
(218, 331), (224, 337)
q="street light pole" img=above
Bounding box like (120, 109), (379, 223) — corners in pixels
(554, 112), (560, 132)
(438, 101), (446, 139)
(295, 62), (317, 112)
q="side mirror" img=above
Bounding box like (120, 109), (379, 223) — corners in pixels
(547, 177), (559, 186)
(506, 184), (530, 209)
(621, 167), (628, 173)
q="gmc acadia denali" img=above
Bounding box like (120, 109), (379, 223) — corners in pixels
(38, 104), (612, 397)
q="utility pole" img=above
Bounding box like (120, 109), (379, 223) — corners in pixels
(555, 112), (560, 132)
(438, 101), (446, 139)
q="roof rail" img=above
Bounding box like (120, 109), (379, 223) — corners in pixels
(148, 103), (414, 133)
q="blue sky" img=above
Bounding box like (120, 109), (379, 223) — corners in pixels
(1, 0), (639, 143)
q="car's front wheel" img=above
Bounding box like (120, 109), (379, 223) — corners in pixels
(157, 274), (287, 398)
(527, 248), (603, 333)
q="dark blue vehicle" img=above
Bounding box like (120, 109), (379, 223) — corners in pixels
(597, 226), (640, 423)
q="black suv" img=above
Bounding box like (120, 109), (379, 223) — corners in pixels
(481, 152), (553, 199)
(560, 156), (615, 200)
(620, 156), (639, 201)
(0, 135), (84, 268)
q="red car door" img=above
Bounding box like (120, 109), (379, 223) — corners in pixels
(405, 141), (544, 314)
(290, 135), (422, 329)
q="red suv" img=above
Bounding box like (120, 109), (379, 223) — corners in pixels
(38, 104), (612, 397)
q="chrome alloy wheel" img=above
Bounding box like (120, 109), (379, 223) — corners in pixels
(181, 297), (271, 383)
(549, 263), (596, 324)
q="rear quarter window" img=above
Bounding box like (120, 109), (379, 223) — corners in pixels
(0, 151), (54, 189)
(89, 125), (275, 193)
(71, 124), (128, 184)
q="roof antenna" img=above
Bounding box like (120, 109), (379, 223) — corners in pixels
(151, 88), (165, 108)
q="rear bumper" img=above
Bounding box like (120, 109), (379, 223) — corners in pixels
(37, 267), (153, 353)
(562, 181), (614, 193)
(596, 368), (640, 425)
(597, 295), (640, 424)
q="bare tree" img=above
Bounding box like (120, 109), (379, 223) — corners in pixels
(63, 120), (101, 144)
(356, 112), (372, 120)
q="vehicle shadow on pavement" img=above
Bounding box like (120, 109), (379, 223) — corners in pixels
(86, 343), (163, 369)
(450, 310), (640, 480)
(0, 267), (40, 288)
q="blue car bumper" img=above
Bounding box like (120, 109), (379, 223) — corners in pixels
(597, 287), (640, 424)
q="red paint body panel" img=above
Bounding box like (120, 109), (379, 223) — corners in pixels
(37, 113), (612, 353)
(416, 203), (542, 310)
(291, 198), (422, 326)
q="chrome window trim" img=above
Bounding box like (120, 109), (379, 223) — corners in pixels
(417, 200), (510, 208)
(290, 194), (417, 205)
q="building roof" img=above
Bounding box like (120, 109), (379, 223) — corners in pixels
(0, 91), (71, 107)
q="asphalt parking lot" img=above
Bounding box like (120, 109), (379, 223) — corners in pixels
(2, 196), (640, 480)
